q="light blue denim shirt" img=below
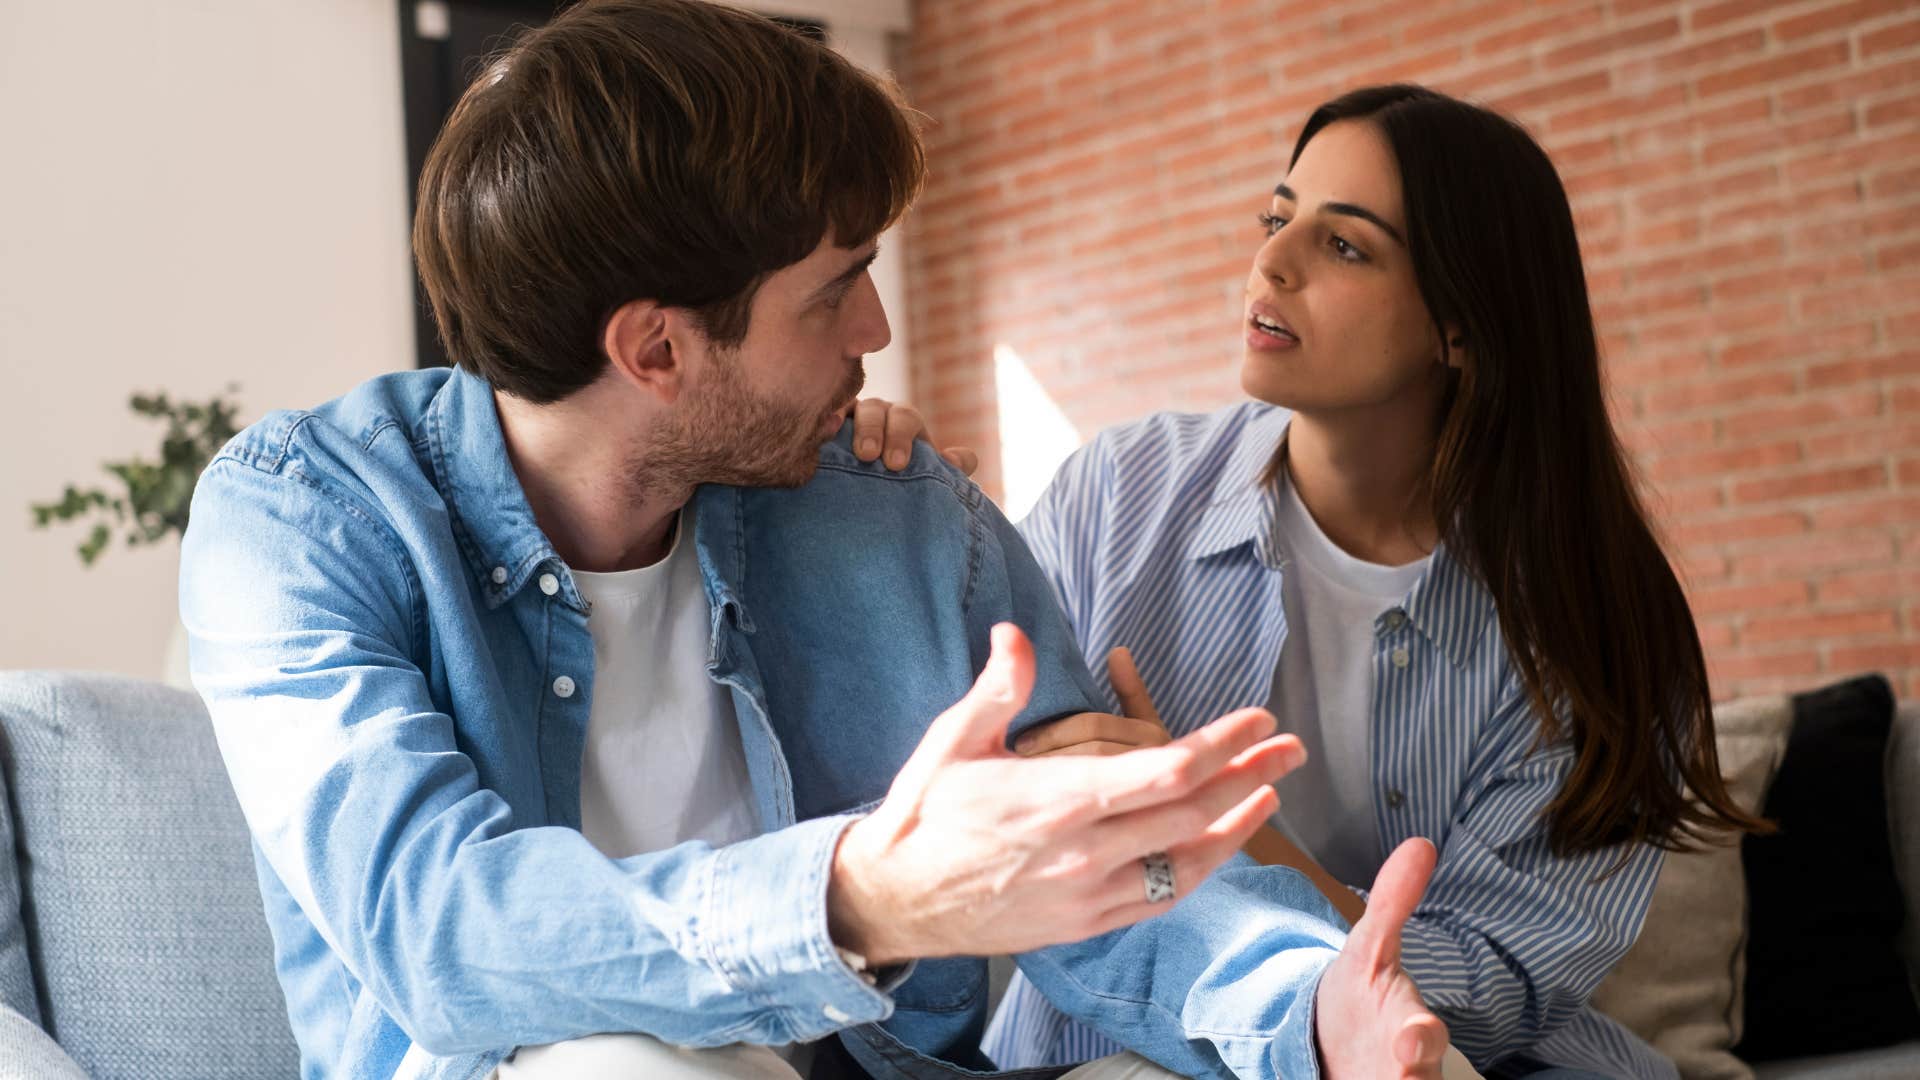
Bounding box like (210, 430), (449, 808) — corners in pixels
(180, 367), (1353, 1080)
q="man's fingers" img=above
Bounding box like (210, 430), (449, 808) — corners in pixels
(940, 446), (980, 477)
(851, 397), (890, 461)
(1087, 785), (1280, 931)
(1087, 707), (1281, 815)
(1396, 1016), (1450, 1073)
(922, 623), (1036, 760)
(1091, 737), (1299, 863)
(882, 402), (923, 470)
(1352, 837), (1438, 972)
(1012, 712), (1169, 756)
(1107, 647), (1161, 725)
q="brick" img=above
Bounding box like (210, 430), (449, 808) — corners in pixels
(1651, 28), (1768, 74)
(1720, 321), (1878, 369)
(1549, 83), (1689, 133)
(1702, 110), (1857, 168)
(1867, 91), (1920, 127)
(1674, 513), (1813, 551)
(1805, 421), (1920, 458)
(1651, 440), (1802, 482)
(1644, 371), (1798, 415)
(1473, 5), (1608, 58)
(1780, 58), (1920, 114)
(1688, 579), (1811, 615)
(1731, 534), (1895, 579)
(1694, 0), (1828, 32)
(1732, 463), (1890, 504)
(1776, 0), (1920, 41)
(1745, 608), (1900, 645)
(1708, 650), (1825, 683)
(1722, 390), (1886, 442)
(1829, 642), (1920, 672)
(1543, 18), (1682, 69)
(1813, 494), (1920, 530)
(1861, 17), (1920, 57)
(1487, 70), (1614, 115)
(1697, 42), (1851, 99)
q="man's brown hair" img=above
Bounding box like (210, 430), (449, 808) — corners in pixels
(413, 0), (925, 403)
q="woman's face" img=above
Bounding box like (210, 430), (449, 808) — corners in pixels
(1240, 119), (1455, 415)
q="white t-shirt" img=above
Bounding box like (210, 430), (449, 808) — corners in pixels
(571, 505), (759, 860)
(1267, 468), (1431, 888)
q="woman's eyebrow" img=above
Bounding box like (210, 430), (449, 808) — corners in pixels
(1273, 183), (1406, 247)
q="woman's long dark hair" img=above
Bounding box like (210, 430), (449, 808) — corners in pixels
(1290, 85), (1768, 855)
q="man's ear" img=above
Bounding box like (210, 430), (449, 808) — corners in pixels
(603, 299), (682, 403)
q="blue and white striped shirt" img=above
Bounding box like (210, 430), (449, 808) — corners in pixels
(984, 403), (1677, 1080)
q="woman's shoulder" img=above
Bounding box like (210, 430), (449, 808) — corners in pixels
(1075, 401), (1288, 488)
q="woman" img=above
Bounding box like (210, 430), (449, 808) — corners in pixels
(985, 84), (1763, 1080)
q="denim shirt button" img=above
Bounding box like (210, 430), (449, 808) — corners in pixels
(538, 572), (560, 596)
(822, 1004), (852, 1024)
(490, 566), (508, 585)
(551, 675), (576, 699)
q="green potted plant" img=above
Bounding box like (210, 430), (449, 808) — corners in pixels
(31, 388), (243, 565)
(30, 388), (243, 686)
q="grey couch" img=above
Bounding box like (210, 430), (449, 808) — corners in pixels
(0, 669), (1915, 1079)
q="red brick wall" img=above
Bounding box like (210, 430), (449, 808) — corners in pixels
(900, 0), (1920, 702)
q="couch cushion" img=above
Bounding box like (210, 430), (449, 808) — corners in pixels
(1890, 701), (1920, 1010)
(0, 746), (39, 1028)
(1737, 674), (1920, 1062)
(0, 999), (86, 1080)
(0, 671), (298, 1079)
(1590, 694), (1793, 1080)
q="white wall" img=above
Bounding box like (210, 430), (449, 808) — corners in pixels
(0, 0), (914, 678)
(0, 0), (415, 675)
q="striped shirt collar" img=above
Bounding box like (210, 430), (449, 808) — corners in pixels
(1185, 405), (1491, 669)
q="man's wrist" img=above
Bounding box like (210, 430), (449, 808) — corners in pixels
(827, 815), (913, 967)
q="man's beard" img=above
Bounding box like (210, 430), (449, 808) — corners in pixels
(632, 350), (865, 498)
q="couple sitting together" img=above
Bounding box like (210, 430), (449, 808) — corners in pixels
(178, 2), (1761, 1078)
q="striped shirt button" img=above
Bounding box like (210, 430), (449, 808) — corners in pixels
(1391, 646), (1411, 669)
(1385, 788), (1406, 809)
(1383, 609), (1407, 630)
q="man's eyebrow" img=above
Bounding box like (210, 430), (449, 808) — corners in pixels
(810, 247), (880, 302)
(1272, 184), (1406, 247)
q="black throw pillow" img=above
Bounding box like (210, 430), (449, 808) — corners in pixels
(1735, 673), (1920, 1061)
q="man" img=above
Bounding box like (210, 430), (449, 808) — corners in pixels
(179, 3), (1449, 1078)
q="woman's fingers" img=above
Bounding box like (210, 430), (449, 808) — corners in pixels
(1107, 647), (1162, 725)
(1013, 711), (1170, 756)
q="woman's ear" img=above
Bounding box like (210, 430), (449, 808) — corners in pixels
(1439, 324), (1468, 371)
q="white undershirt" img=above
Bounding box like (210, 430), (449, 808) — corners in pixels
(1267, 467), (1431, 888)
(571, 505), (759, 860)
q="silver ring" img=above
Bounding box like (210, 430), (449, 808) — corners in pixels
(1143, 852), (1175, 903)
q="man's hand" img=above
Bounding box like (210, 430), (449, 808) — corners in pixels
(1012, 647), (1174, 757)
(828, 624), (1306, 966)
(849, 397), (979, 475)
(1315, 838), (1450, 1080)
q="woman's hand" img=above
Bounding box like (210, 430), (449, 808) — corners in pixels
(1012, 648), (1173, 757)
(849, 397), (979, 476)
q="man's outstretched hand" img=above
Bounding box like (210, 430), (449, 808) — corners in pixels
(1316, 838), (1451, 1080)
(828, 623), (1307, 966)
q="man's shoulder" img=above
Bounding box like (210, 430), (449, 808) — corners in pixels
(209, 369), (448, 481)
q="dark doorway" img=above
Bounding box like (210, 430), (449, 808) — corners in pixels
(397, 0), (830, 368)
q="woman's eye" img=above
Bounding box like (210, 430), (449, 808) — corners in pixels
(1257, 212), (1287, 236)
(1331, 235), (1364, 261)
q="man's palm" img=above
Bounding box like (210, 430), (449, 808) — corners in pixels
(1316, 838), (1450, 1080)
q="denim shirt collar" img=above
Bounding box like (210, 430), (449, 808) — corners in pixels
(1184, 405), (1490, 669)
(424, 366), (589, 614)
